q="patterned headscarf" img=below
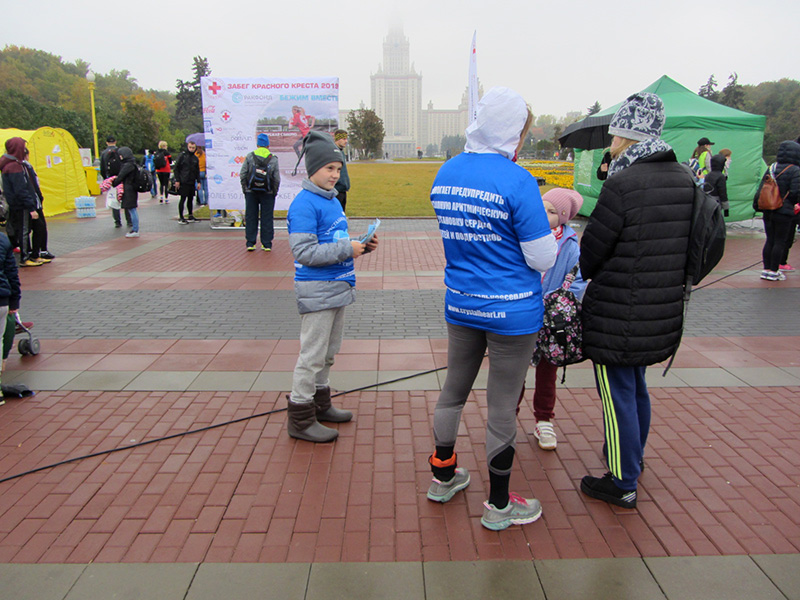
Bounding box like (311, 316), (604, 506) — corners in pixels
(607, 92), (671, 177)
(608, 92), (665, 141)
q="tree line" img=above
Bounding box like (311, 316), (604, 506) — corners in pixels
(1, 46), (796, 163)
(0, 46), (207, 159)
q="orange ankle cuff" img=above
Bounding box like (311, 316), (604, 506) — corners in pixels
(429, 451), (457, 468)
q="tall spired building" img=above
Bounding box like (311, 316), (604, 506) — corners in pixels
(361, 26), (474, 158)
(370, 27), (422, 158)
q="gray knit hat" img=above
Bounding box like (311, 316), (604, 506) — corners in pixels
(608, 92), (665, 142)
(300, 131), (343, 176)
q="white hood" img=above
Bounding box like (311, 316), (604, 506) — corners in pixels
(464, 87), (528, 159)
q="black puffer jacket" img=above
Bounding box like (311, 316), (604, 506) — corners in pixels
(0, 233), (21, 310)
(112, 147), (139, 209)
(704, 154), (728, 213)
(753, 140), (800, 217)
(174, 149), (200, 187)
(580, 149), (694, 366)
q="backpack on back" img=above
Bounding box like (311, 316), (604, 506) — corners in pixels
(684, 165), (726, 287)
(105, 148), (121, 177)
(531, 264), (584, 383)
(134, 165), (154, 193)
(663, 166), (727, 376)
(248, 153), (275, 192)
(154, 150), (167, 170)
(756, 164), (790, 211)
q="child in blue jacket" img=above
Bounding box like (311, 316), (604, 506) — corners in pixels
(527, 188), (586, 450)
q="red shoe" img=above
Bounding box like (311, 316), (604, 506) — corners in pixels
(12, 247), (20, 254)
(779, 264), (795, 272)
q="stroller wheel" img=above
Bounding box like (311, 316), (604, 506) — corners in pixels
(18, 338), (30, 355)
(28, 338), (40, 356)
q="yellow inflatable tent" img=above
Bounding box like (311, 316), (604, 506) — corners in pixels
(0, 127), (90, 216)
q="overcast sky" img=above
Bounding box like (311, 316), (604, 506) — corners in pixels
(3, 0), (798, 118)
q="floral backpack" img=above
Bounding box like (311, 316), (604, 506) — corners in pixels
(531, 264), (584, 382)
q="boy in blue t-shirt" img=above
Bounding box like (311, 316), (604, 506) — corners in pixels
(286, 131), (379, 443)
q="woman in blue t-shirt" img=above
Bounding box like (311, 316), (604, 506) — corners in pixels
(425, 87), (557, 531)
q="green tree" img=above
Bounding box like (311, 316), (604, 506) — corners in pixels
(719, 72), (745, 110)
(698, 75), (720, 101)
(743, 78), (800, 160)
(586, 101), (602, 115)
(440, 134), (466, 159)
(174, 56), (210, 132)
(346, 108), (385, 159)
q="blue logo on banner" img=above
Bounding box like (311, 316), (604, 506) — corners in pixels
(214, 174), (223, 185)
(205, 139), (213, 149)
(203, 119), (212, 133)
(232, 92), (243, 103)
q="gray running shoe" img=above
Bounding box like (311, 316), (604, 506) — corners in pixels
(427, 467), (470, 503)
(481, 493), (542, 530)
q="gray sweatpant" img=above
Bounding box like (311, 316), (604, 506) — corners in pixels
(291, 306), (346, 403)
(434, 323), (537, 476)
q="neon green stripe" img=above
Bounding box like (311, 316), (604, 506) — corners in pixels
(595, 364), (622, 478)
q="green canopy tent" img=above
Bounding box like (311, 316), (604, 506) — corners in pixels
(571, 75), (767, 221)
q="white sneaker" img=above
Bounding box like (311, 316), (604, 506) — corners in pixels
(534, 421), (557, 450)
(125, 231), (140, 238)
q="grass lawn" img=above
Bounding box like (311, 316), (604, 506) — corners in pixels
(267, 160), (573, 218)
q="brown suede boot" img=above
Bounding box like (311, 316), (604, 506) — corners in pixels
(286, 395), (338, 442)
(313, 386), (353, 423)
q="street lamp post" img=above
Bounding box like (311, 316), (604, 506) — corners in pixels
(86, 71), (99, 163)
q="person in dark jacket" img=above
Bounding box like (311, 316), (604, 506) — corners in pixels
(596, 150), (612, 181)
(100, 136), (131, 228)
(333, 129), (350, 212)
(21, 149), (54, 262)
(0, 231), (21, 398)
(579, 92), (694, 509)
(240, 133), (280, 251)
(173, 142), (200, 224)
(704, 153), (729, 217)
(104, 147), (140, 238)
(754, 140), (800, 280)
(0, 137), (43, 267)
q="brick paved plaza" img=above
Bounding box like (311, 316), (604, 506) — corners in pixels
(0, 196), (798, 599)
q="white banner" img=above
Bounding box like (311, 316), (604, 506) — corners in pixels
(200, 76), (340, 210)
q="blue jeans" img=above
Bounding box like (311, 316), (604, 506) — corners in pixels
(244, 191), (275, 248)
(197, 173), (209, 205)
(129, 207), (139, 233)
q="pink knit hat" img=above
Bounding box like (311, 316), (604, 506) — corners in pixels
(542, 188), (583, 226)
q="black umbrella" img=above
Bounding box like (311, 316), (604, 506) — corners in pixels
(558, 113), (614, 150)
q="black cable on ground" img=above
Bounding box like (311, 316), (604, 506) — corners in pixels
(0, 365), (450, 485)
(0, 260), (763, 485)
(693, 261), (762, 291)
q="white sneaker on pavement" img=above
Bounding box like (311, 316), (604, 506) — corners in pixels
(534, 420), (557, 450)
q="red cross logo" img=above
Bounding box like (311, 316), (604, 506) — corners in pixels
(208, 81), (222, 95)
(221, 111), (232, 123)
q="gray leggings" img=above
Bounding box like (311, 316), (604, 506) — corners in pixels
(434, 323), (537, 476)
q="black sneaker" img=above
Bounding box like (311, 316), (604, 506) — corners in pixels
(179, 219), (189, 225)
(580, 473), (637, 508)
(187, 215), (198, 222)
(114, 223), (122, 228)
